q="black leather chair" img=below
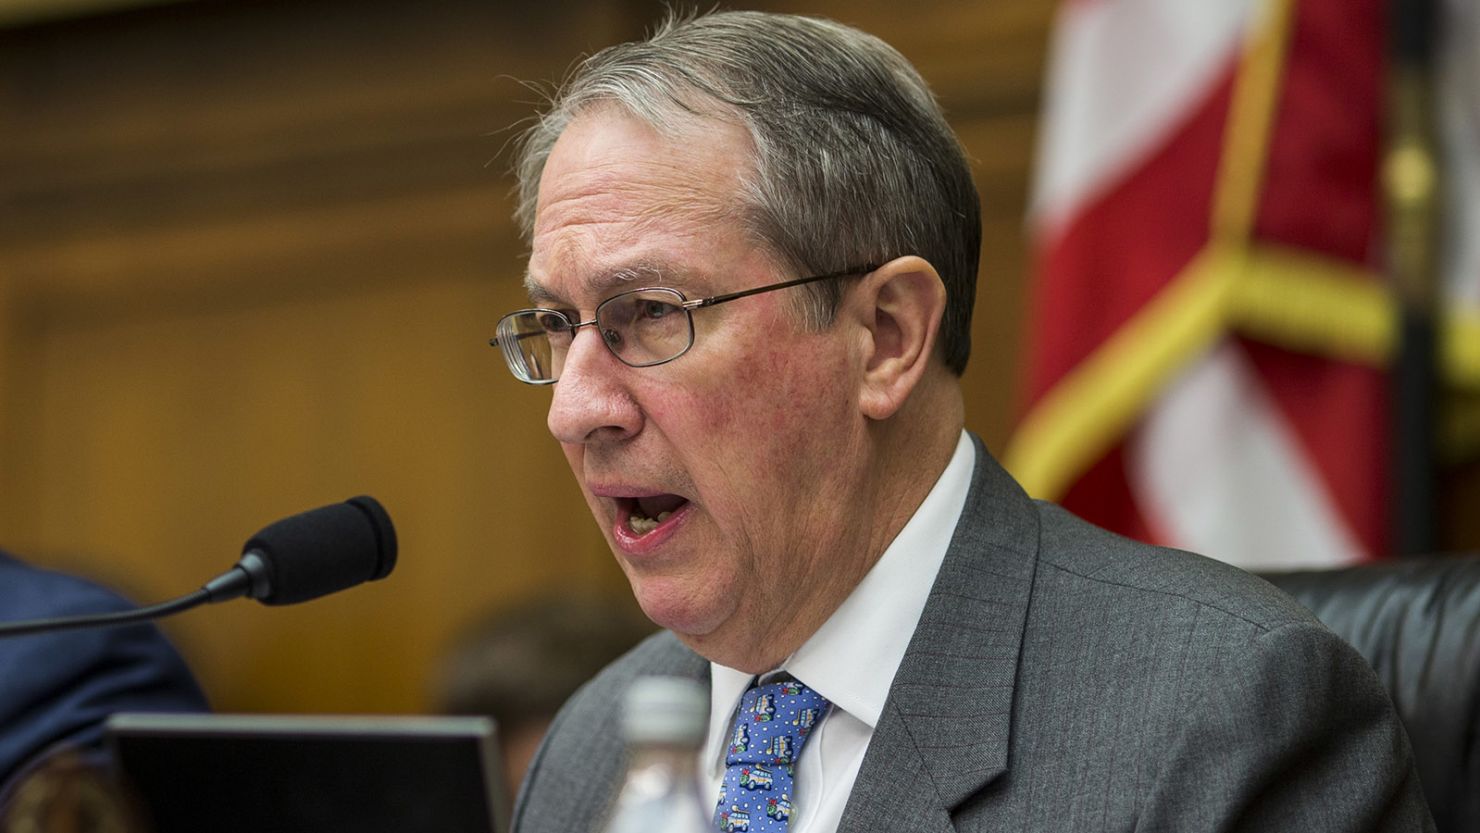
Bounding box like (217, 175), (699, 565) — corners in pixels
(1260, 557), (1480, 833)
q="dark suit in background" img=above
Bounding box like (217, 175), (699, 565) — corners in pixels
(514, 442), (1433, 832)
(0, 551), (209, 794)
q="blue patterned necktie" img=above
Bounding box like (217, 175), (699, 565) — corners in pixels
(714, 678), (831, 833)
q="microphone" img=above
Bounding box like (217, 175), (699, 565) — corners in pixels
(0, 496), (397, 639)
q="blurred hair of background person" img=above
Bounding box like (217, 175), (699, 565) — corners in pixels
(0, 551), (208, 803)
(0, 752), (151, 833)
(433, 593), (655, 796)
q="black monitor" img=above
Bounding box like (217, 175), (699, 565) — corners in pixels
(106, 713), (508, 833)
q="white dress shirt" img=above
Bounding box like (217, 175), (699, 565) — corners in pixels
(702, 431), (976, 833)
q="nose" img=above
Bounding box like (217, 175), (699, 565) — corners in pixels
(547, 325), (643, 445)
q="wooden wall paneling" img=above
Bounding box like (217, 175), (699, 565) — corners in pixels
(6, 234), (628, 713)
(0, 0), (638, 714)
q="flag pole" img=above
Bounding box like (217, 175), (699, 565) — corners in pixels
(1385, 0), (1441, 556)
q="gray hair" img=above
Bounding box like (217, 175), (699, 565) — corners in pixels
(514, 10), (981, 374)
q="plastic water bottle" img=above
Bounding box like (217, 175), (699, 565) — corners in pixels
(599, 676), (711, 833)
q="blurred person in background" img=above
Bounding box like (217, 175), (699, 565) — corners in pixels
(0, 552), (208, 805)
(0, 752), (151, 833)
(434, 593), (655, 797)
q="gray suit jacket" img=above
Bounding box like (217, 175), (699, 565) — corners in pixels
(513, 439), (1434, 832)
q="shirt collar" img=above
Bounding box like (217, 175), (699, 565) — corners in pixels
(703, 431), (977, 763)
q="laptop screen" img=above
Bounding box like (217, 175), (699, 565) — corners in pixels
(105, 713), (508, 833)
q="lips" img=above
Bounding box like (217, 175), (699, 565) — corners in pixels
(602, 490), (694, 554)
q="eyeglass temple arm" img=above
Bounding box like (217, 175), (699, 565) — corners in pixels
(491, 265), (880, 344)
(686, 265), (879, 309)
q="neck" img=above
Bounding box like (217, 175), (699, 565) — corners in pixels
(691, 375), (966, 673)
(861, 376), (965, 560)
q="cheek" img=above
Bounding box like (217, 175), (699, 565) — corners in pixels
(706, 345), (846, 471)
(708, 353), (786, 428)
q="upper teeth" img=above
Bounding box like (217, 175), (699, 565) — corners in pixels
(630, 510), (672, 534)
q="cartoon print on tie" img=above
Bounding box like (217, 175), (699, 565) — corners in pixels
(765, 733), (794, 765)
(792, 706), (821, 736)
(730, 721), (750, 755)
(752, 691), (777, 721)
(766, 795), (793, 822)
(720, 806), (752, 832)
(739, 766), (774, 790)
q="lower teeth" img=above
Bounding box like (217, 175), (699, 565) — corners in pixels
(629, 510), (673, 534)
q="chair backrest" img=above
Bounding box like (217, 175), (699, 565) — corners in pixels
(1260, 557), (1480, 833)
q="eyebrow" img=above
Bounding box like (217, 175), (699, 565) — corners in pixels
(524, 260), (696, 306)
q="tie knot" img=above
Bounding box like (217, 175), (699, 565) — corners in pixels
(725, 679), (830, 767)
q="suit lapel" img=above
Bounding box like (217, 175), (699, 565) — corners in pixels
(840, 438), (1040, 832)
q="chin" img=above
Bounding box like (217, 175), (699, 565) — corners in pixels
(629, 576), (729, 639)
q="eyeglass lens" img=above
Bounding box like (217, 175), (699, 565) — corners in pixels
(496, 288), (696, 382)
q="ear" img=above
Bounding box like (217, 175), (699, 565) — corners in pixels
(849, 256), (948, 421)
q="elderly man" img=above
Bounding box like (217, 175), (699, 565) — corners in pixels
(492, 11), (1433, 833)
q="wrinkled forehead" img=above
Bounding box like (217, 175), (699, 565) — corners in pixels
(526, 109), (758, 303)
(523, 259), (704, 306)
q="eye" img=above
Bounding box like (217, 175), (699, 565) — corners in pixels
(639, 298), (680, 320)
(536, 310), (575, 334)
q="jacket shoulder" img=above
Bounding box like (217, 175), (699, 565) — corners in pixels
(995, 507), (1432, 831)
(1032, 502), (1317, 633)
(511, 630), (705, 833)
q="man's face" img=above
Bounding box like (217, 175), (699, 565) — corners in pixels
(526, 109), (873, 670)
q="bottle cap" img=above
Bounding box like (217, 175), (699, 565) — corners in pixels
(621, 676), (707, 746)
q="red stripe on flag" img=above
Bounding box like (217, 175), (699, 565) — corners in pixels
(1254, 0), (1383, 261)
(1058, 441), (1159, 544)
(1024, 66), (1237, 407)
(1241, 339), (1389, 558)
(1240, 0), (1388, 558)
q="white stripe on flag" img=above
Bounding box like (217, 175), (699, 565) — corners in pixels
(1129, 342), (1365, 569)
(1029, 0), (1260, 239)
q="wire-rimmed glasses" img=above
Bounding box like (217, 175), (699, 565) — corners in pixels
(490, 266), (877, 384)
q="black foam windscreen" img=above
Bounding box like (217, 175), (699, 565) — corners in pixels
(241, 496), (397, 606)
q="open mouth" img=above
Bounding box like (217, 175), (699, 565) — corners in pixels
(621, 493), (690, 535)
